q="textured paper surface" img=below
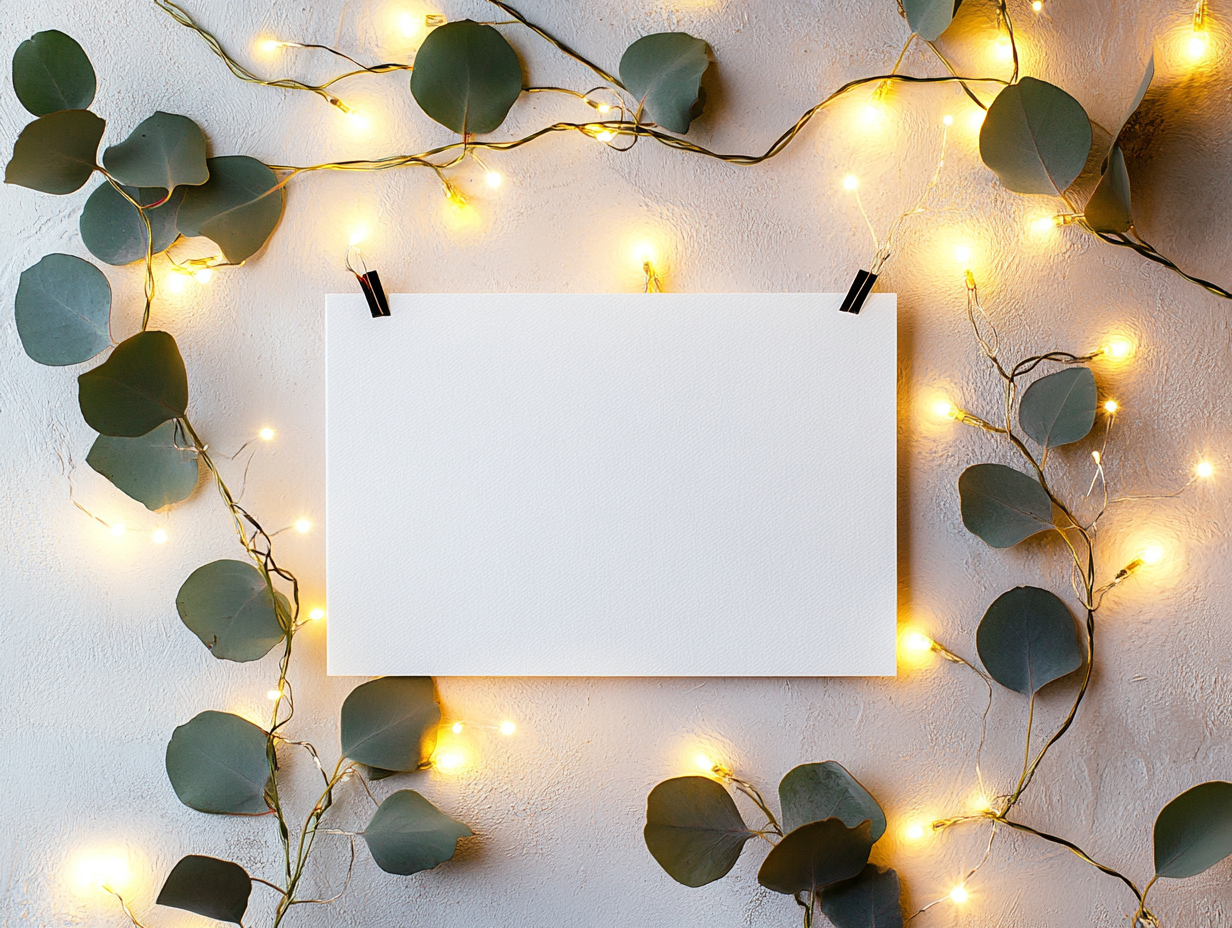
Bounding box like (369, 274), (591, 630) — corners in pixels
(326, 293), (896, 676)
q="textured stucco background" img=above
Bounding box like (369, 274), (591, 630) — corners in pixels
(2, 0), (1232, 926)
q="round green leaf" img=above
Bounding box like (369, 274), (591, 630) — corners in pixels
(1018, 366), (1097, 449)
(820, 865), (904, 928)
(958, 462), (1054, 548)
(619, 33), (712, 134)
(165, 711), (270, 814)
(77, 330), (188, 437)
(757, 818), (873, 896)
(12, 30), (96, 116)
(362, 790), (473, 875)
(80, 182), (183, 266)
(14, 253), (110, 366)
(779, 762), (886, 840)
(901, 0), (962, 42)
(156, 856), (251, 925)
(87, 420), (199, 510)
(339, 676), (440, 771)
(1116, 55), (1155, 143)
(644, 776), (754, 887)
(176, 559), (285, 662)
(1084, 145), (1132, 234)
(976, 586), (1083, 695)
(410, 20), (523, 135)
(102, 112), (209, 194)
(5, 109), (104, 194)
(1154, 781), (1232, 879)
(176, 156), (284, 264)
(980, 78), (1092, 196)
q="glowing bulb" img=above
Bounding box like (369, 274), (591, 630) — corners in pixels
(308, 607), (325, 621)
(1141, 544), (1165, 566)
(1187, 31), (1209, 60)
(451, 722), (464, 734)
(901, 821), (929, 843)
(994, 36), (1014, 60)
(398, 12), (420, 36)
(693, 752), (717, 773)
(1104, 400), (1119, 414)
(970, 793), (992, 813)
(164, 271), (188, 294)
(192, 268), (213, 284)
(260, 39), (284, 53)
(1092, 450), (1102, 465)
(151, 529), (168, 545)
(950, 885), (969, 904)
(861, 104), (883, 126)
(485, 170), (503, 188)
(347, 110), (372, 132)
(499, 721), (517, 736)
(632, 242), (658, 268)
(900, 630), (934, 653)
(75, 854), (132, 894)
(295, 519), (312, 534)
(932, 400), (959, 420)
(435, 751), (465, 770)
(595, 129), (616, 143)
(1197, 461), (1214, 478)
(942, 114), (954, 126)
(843, 174), (859, 191)
(595, 103), (612, 114)
(1032, 0), (1043, 10)
(259, 427), (275, 441)
(1102, 337), (1133, 361)
(1031, 214), (1060, 235)
(109, 523), (126, 537)
(954, 245), (972, 268)
(348, 226), (368, 247)
(968, 108), (987, 131)
(267, 688), (283, 701)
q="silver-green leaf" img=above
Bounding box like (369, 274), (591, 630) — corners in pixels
(176, 156), (284, 264)
(339, 677), (440, 772)
(5, 109), (104, 194)
(86, 420), (199, 511)
(820, 865), (904, 928)
(1018, 366), (1097, 449)
(980, 78), (1092, 196)
(958, 463), (1054, 548)
(14, 253), (111, 366)
(102, 112), (209, 195)
(176, 559), (286, 662)
(1084, 144), (1132, 234)
(12, 30), (96, 117)
(976, 586), (1083, 695)
(901, 0), (962, 42)
(409, 20), (523, 135)
(156, 856), (251, 925)
(619, 33), (712, 134)
(362, 791), (472, 875)
(778, 762), (886, 840)
(165, 711), (270, 815)
(644, 776), (755, 887)
(77, 330), (188, 438)
(757, 818), (873, 896)
(80, 182), (183, 266)
(1154, 781), (1232, 879)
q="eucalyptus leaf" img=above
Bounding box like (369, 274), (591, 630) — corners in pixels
(156, 855), (251, 925)
(5, 109), (104, 194)
(165, 711), (270, 815)
(901, 0), (962, 42)
(362, 790), (472, 875)
(1018, 366), (1097, 449)
(976, 586), (1083, 695)
(757, 818), (873, 896)
(176, 559), (286, 662)
(958, 463), (1054, 548)
(339, 676), (440, 771)
(87, 420), (199, 510)
(80, 182), (183, 266)
(177, 156), (284, 264)
(644, 776), (755, 887)
(1116, 55), (1155, 142)
(980, 78), (1092, 196)
(779, 762), (886, 840)
(12, 30), (96, 116)
(409, 20), (523, 135)
(1154, 781), (1232, 879)
(77, 330), (188, 437)
(619, 33), (712, 134)
(820, 865), (904, 928)
(1085, 145), (1132, 234)
(103, 112), (209, 194)
(14, 253), (110, 366)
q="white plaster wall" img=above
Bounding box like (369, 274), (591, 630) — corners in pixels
(2, 0), (1232, 925)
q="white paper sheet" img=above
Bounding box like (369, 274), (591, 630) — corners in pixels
(326, 293), (897, 677)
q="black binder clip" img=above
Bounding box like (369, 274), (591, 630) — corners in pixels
(346, 246), (390, 317)
(839, 267), (880, 315)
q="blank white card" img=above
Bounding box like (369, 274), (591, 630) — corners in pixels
(326, 293), (897, 677)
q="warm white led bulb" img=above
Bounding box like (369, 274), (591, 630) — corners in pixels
(499, 721), (517, 736)
(1197, 461), (1214, 478)
(1141, 544), (1165, 566)
(942, 114), (954, 126)
(843, 175), (859, 191)
(954, 245), (972, 267)
(308, 607), (325, 621)
(109, 523), (126, 537)
(151, 529), (168, 545)
(451, 722), (464, 734)
(295, 519), (312, 534)
(259, 427), (275, 441)
(485, 171), (503, 188)
(950, 885), (969, 904)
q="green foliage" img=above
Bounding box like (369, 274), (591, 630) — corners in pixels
(14, 253), (111, 366)
(1018, 366), (1097, 449)
(644, 776), (754, 887)
(165, 711), (270, 815)
(87, 420), (199, 510)
(820, 865), (904, 928)
(80, 182), (183, 266)
(12, 30), (96, 116)
(756, 818), (873, 896)
(102, 111), (209, 194)
(1085, 145), (1132, 234)
(778, 762), (885, 839)
(410, 20), (523, 135)
(176, 155), (284, 264)
(976, 586), (1082, 695)
(362, 790), (473, 875)
(156, 855), (251, 925)
(901, 0), (962, 42)
(77, 330), (188, 437)
(5, 109), (104, 194)
(958, 463), (1054, 548)
(979, 77), (1092, 196)
(1153, 781), (1232, 879)
(176, 559), (286, 662)
(339, 676), (440, 771)
(619, 33), (712, 134)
